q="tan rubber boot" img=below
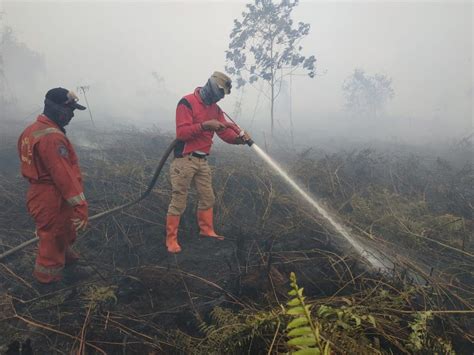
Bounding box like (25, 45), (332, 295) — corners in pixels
(166, 215), (182, 253)
(197, 208), (224, 240)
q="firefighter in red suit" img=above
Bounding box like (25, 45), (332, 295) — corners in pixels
(166, 71), (251, 253)
(18, 88), (88, 283)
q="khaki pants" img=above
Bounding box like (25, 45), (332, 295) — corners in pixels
(167, 156), (215, 216)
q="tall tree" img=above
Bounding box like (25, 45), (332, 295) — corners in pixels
(342, 69), (394, 119)
(1, 23), (45, 108)
(0, 12), (7, 107)
(226, 0), (316, 134)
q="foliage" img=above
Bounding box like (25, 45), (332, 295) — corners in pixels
(1, 25), (46, 106)
(316, 298), (381, 353)
(226, 0), (316, 132)
(82, 285), (118, 309)
(342, 69), (394, 118)
(405, 311), (456, 354)
(406, 311), (433, 351)
(175, 306), (281, 354)
(0, 129), (472, 354)
(317, 304), (376, 331)
(286, 272), (330, 355)
(349, 187), (468, 250)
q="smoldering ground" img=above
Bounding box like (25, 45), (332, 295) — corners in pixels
(0, 119), (472, 353)
(0, 1), (472, 354)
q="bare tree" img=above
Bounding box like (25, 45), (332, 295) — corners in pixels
(342, 69), (394, 119)
(0, 11), (8, 108)
(1, 23), (45, 108)
(226, 0), (316, 135)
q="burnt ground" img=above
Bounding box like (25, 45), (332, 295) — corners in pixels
(0, 126), (473, 354)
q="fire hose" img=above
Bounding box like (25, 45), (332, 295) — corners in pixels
(0, 139), (178, 261)
(0, 115), (253, 262)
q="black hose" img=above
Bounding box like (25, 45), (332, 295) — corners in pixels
(0, 139), (177, 261)
(89, 139), (177, 221)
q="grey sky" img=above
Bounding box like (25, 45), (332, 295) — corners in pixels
(2, 0), (472, 141)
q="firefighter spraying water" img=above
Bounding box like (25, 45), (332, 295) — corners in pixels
(164, 71), (252, 253)
(159, 68), (388, 270)
(6, 72), (388, 286)
(165, 70), (386, 269)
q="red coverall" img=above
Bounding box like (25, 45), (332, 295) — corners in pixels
(174, 87), (240, 155)
(165, 87), (241, 252)
(18, 115), (87, 283)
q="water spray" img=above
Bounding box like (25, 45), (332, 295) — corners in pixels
(2, 111), (389, 272)
(223, 111), (389, 271)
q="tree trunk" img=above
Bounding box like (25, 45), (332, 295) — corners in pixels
(270, 38), (275, 136)
(271, 77), (274, 135)
(289, 72), (294, 149)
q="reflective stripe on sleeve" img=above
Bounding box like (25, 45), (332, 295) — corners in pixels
(32, 127), (64, 139)
(67, 192), (86, 206)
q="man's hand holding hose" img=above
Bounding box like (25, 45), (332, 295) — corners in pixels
(201, 118), (253, 145)
(201, 119), (226, 132)
(217, 120), (252, 145)
(72, 203), (88, 232)
(235, 129), (252, 145)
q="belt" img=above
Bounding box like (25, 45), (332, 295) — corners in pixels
(191, 152), (208, 159)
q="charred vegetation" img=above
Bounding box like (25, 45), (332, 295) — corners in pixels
(0, 126), (472, 354)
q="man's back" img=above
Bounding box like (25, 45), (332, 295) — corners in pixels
(18, 88), (88, 284)
(18, 114), (83, 202)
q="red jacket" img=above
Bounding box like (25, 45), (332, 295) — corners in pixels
(175, 88), (240, 156)
(18, 115), (86, 207)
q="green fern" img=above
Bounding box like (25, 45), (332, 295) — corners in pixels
(286, 272), (330, 355)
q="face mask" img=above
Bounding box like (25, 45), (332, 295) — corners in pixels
(44, 99), (75, 129)
(200, 79), (225, 105)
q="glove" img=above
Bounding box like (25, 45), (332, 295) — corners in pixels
(235, 130), (252, 145)
(201, 119), (226, 132)
(72, 203), (88, 232)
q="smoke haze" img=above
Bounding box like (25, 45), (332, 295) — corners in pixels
(1, 0), (472, 144)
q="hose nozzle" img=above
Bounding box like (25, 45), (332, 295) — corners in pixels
(238, 129), (254, 146)
(222, 111), (254, 147)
